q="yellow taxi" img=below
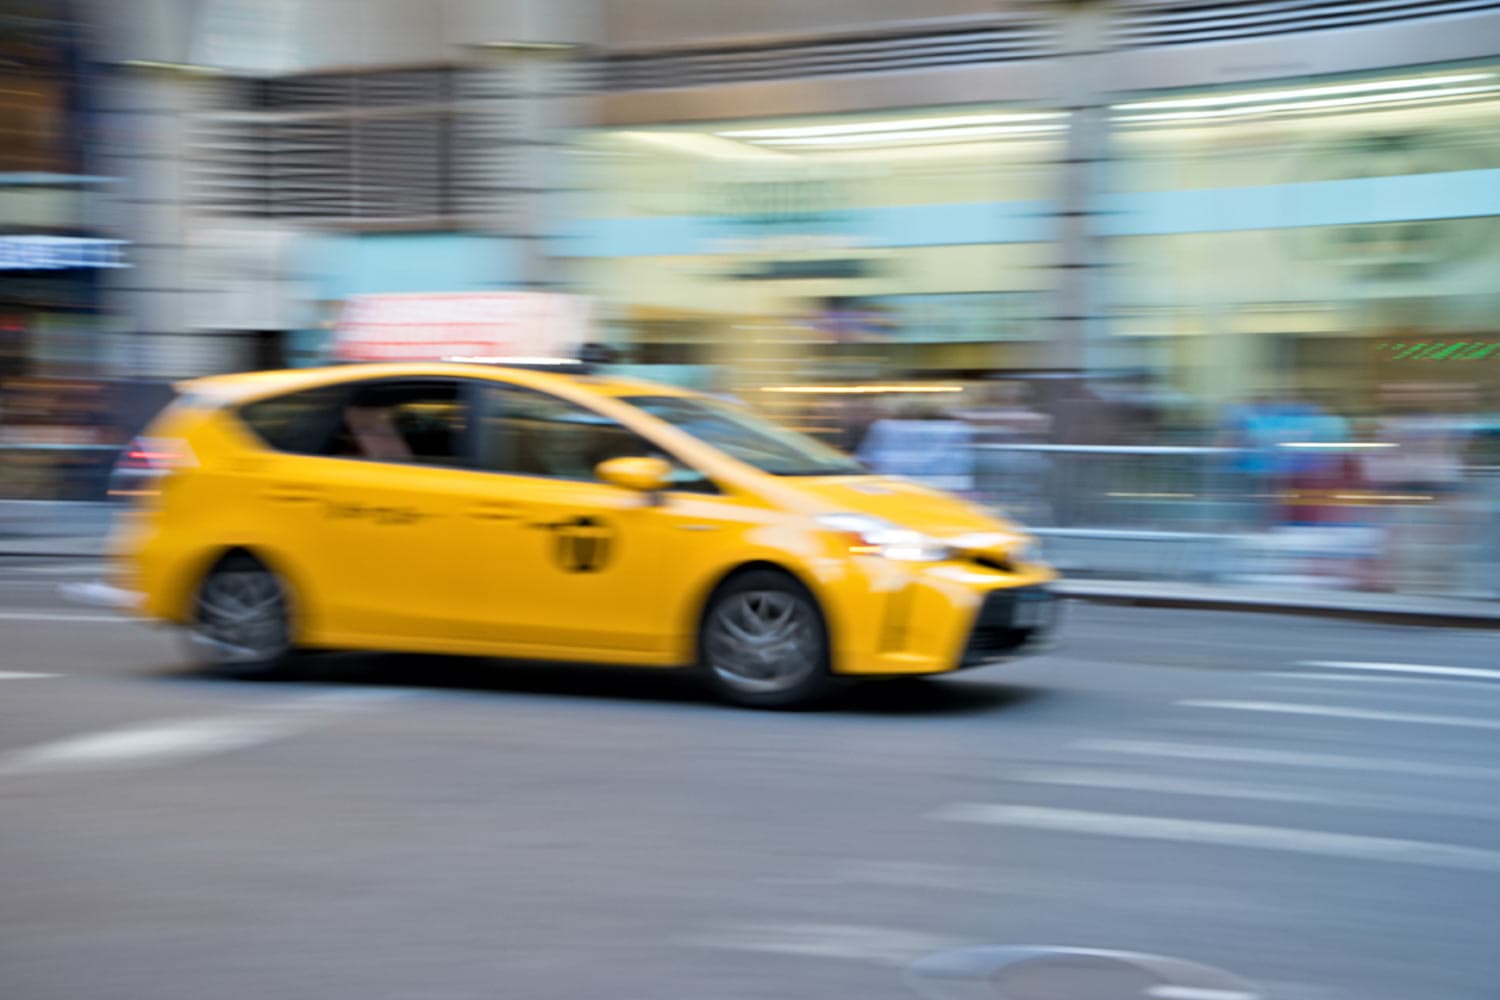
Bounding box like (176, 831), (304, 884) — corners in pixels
(111, 361), (1057, 707)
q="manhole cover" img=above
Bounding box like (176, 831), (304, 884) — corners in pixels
(906, 946), (1260, 1000)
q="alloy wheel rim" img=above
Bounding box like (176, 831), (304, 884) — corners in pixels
(193, 568), (289, 663)
(705, 589), (818, 693)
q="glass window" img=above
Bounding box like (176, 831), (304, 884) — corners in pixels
(476, 384), (713, 490)
(237, 385), (347, 455)
(326, 380), (469, 467)
(568, 106), (1065, 387)
(624, 395), (865, 477)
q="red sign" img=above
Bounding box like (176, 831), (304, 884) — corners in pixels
(334, 292), (592, 362)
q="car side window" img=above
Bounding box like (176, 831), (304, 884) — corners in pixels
(326, 380), (470, 468)
(476, 384), (714, 491)
(238, 386), (347, 455)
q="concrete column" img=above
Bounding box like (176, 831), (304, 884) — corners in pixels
(462, 47), (586, 291)
(94, 65), (253, 377)
(1045, 1), (1114, 375)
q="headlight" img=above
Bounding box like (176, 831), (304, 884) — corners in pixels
(817, 513), (954, 563)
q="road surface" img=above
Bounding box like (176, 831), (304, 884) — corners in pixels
(2, 556), (1497, 1000)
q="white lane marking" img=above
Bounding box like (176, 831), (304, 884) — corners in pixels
(58, 581), (141, 609)
(0, 610), (133, 623)
(932, 804), (1500, 873)
(1181, 699), (1500, 731)
(1076, 739), (1500, 779)
(1149, 989), (1257, 1000)
(0, 688), (404, 777)
(0, 716), (295, 775)
(1264, 674), (1500, 702)
(1002, 767), (1500, 819)
(1302, 660), (1500, 682)
(1265, 671), (1500, 690)
(680, 922), (968, 965)
(0, 671), (58, 680)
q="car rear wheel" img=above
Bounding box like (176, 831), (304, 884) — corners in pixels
(700, 570), (831, 709)
(188, 553), (297, 679)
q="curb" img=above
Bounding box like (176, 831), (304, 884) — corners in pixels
(1055, 580), (1500, 630)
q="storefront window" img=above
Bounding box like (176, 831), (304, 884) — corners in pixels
(1105, 61), (1500, 421)
(566, 105), (1068, 423)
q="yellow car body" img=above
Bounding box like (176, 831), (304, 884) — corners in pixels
(112, 362), (1057, 705)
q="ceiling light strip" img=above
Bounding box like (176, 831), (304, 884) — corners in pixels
(1116, 84), (1500, 123)
(753, 123), (1068, 147)
(718, 111), (1066, 140)
(1113, 72), (1495, 112)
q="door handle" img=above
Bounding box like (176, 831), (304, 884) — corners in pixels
(469, 502), (522, 522)
(265, 485), (321, 504)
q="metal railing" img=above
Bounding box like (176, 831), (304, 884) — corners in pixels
(972, 442), (1246, 532)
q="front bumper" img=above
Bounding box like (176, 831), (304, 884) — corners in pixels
(958, 585), (1060, 667)
(830, 559), (1059, 677)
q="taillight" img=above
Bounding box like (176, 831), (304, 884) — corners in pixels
(109, 436), (195, 500)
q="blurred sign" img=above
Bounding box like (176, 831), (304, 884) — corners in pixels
(877, 291), (1042, 342)
(718, 177), (853, 232)
(334, 292), (592, 362)
(0, 237), (128, 270)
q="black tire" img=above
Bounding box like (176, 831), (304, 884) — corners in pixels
(699, 569), (833, 709)
(186, 552), (299, 680)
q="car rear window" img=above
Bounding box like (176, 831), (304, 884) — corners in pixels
(237, 386), (347, 455)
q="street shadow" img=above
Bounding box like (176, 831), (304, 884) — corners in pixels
(834, 676), (1045, 717)
(150, 652), (1043, 717)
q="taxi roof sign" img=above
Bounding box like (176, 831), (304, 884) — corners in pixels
(333, 292), (591, 363)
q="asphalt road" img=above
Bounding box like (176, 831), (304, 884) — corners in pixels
(3, 556), (1499, 1000)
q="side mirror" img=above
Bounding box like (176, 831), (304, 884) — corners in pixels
(596, 456), (673, 495)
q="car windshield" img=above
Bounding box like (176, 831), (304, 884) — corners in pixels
(624, 395), (866, 477)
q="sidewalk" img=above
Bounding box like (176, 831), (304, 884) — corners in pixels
(1054, 578), (1500, 628)
(0, 500), (113, 558)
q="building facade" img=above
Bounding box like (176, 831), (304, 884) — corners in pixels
(0, 1), (119, 381)
(87, 0), (599, 376)
(77, 0), (1500, 420)
(574, 0), (1500, 419)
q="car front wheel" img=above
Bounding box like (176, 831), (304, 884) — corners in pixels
(700, 570), (831, 709)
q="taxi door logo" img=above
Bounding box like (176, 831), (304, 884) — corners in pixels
(553, 516), (614, 573)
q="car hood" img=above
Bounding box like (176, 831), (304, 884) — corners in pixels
(783, 475), (1030, 553)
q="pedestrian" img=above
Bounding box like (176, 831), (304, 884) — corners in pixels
(957, 381), (1052, 522)
(857, 400), (976, 494)
(1362, 381), (1473, 594)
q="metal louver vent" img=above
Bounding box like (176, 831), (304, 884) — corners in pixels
(451, 72), (525, 224)
(350, 113), (447, 219)
(1115, 0), (1500, 47)
(253, 68), (454, 109)
(193, 116), (273, 217)
(190, 69), (524, 225)
(268, 117), (348, 218)
(599, 21), (1062, 91)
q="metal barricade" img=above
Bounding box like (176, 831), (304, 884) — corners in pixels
(971, 443), (1249, 581)
(973, 443), (1246, 531)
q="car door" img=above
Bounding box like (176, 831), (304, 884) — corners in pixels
(244, 377), (500, 647)
(460, 381), (727, 661)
